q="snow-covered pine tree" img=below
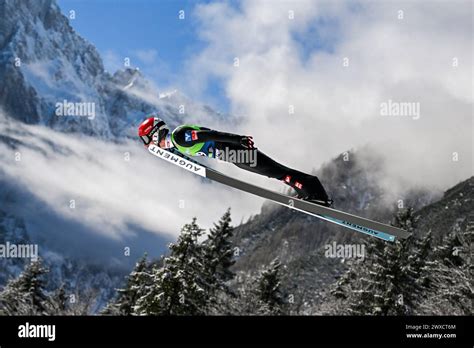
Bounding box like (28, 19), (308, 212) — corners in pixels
(407, 230), (433, 296)
(203, 208), (235, 287)
(0, 259), (50, 315)
(436, 220), (468, 267)
(102, 254), (150, 315)
(392, 207), (419, 232)
(135, 218), (208, 315)
(330, 271), (350, 300)
(425, 217), (473, 315)
(201, 208), (236, 314)
(347, 239), (397, 315)
(130, 263), (161, 315)
(255, 258), (285, 315)
(344, 207), (428, 315)
(49, 284), (68, 314)
(322, 255), (360, 314)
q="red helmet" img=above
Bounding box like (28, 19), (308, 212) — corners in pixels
(138, 115), (169, 146)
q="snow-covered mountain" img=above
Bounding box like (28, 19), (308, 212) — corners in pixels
(0, 0), (228, 310)
(0, 0), (225, 138)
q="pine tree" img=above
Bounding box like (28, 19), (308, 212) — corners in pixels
(325, 258), (361, 314)
(102, 254), (150, 315)
(330, 267), (352, 300)
(255, 258), (285, 314)
(0, 259), (50, 315)
(407, 230), (433, 293)
(135, 218), (207, 315)
(201, 209), (236, 314)
(349, 239), (409, 315)
(203, 208), (235, 286)
(335, 207), (431, 315)
(436, 224), (466, 267)
(369, 208), (421, 315)
(392, 207), (419, 232)
(425, 218), (473, 315)
(49, 284), (68, 314)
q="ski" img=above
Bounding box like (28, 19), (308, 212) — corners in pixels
(148, 144), (411, 242)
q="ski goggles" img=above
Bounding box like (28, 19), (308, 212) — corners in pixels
(140, 121), (168, 146)
(140, 135), (152, 145)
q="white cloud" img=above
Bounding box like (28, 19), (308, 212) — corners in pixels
(102, 50), (123, 73)
(184, 0), (472, 195)
(134, 49), (159, 65)
(22, 61), (54, 87)
(0, 115), (264, 241)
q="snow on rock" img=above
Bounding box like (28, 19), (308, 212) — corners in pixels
(0, 0), (225, 139)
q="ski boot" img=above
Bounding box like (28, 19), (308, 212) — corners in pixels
(282, 173), (333, 207)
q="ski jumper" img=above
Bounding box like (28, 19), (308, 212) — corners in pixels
(171, 125), (330, 202)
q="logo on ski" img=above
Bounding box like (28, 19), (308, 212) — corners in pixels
(148, 145), (206, 177)
(342, 220), (379, 236)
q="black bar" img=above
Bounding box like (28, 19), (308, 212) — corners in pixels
(0, 315), (471, 346)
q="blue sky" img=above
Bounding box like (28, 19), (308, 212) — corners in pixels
(55, 0), (344, 115)
(57, 0), (231, 112)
